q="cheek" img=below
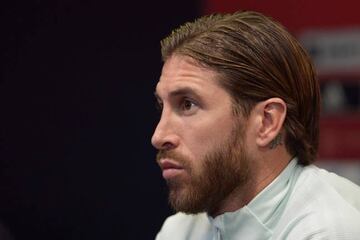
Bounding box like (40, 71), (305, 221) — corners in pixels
(184, 118), (234, 159)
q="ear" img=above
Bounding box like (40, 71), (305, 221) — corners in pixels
(254, 98), (287, 148)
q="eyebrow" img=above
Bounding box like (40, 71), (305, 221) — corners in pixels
(154, 87), (201, 100)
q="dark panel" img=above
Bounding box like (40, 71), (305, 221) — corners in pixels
(0, 1), (200, 239)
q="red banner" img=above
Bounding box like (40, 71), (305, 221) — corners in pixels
(203, 0), (360, 34)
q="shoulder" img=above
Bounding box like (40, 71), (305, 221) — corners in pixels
(315, 166), (360, 210)
(156, 212), (213, 240)
(275, 208), (360, 240)
(298, 165), (360, 212)
(274, 165), (360, 240)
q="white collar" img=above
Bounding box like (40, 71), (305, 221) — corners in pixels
(207, 158), (301, 239)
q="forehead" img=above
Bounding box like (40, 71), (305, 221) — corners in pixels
(155, 55), (223, 97)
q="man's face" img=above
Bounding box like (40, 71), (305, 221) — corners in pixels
(152, 55), (250, 214)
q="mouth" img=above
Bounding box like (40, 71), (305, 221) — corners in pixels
(159, 159), (185, 179)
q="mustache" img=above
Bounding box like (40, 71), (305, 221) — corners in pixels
(156, 150), (190, 168)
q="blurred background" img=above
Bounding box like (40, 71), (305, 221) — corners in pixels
(1, 0), (359, 239)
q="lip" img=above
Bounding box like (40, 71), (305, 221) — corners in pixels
(159, 159), (184, 179)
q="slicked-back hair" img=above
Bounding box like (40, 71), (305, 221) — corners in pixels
(160, 11), (320, 165)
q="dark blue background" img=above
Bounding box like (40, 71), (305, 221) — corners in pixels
(1, 1), (200, 239)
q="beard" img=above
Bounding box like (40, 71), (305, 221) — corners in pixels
(156, 123), (250, 215)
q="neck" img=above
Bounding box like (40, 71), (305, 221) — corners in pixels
(209, 149), (292, 217)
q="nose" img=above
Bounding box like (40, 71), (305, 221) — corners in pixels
(151, 111), (179, 150)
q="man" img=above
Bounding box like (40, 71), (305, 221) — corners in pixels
(152, 10), (360, 240)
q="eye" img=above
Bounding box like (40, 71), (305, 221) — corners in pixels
(182, 99), (194, 110)
(179, 98), (198, 115)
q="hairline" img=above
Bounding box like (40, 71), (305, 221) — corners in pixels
(164, 52), (255, 118)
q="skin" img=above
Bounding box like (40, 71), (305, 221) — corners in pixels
(152, 54), (292, 217)
(152, 55), (236, 174)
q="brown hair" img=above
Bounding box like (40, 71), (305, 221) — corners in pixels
(160, 11), (320, 165)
